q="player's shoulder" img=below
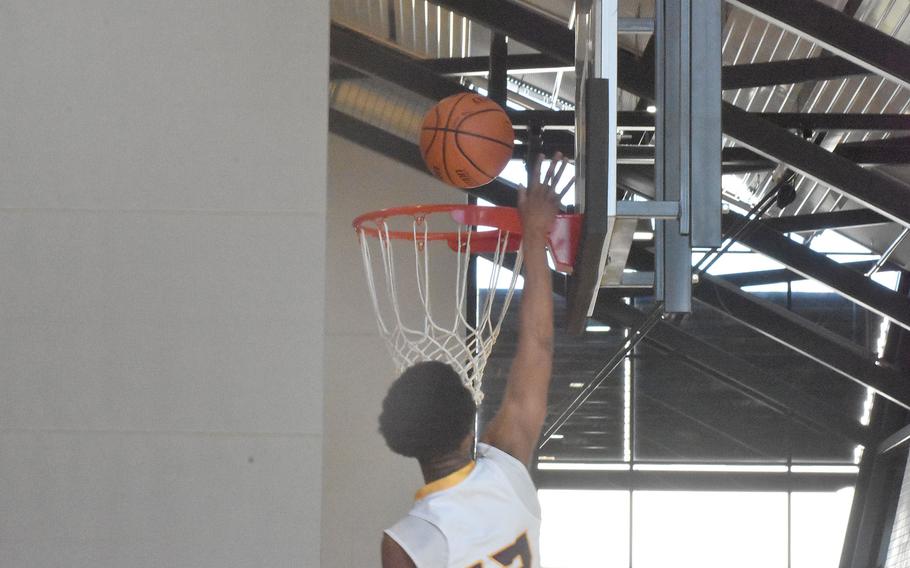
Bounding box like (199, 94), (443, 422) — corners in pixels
(476, 443), (541, 518)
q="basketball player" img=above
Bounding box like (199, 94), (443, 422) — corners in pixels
(378, 154), (565, 568)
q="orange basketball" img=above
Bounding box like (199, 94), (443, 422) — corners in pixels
(419, 93), (514, 189)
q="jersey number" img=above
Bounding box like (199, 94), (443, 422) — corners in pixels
(467, 532), (532, 568)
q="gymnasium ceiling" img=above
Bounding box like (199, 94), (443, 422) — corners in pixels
(328, 0), (910, 485)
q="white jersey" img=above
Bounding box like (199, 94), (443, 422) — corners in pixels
(385, 443), (541, 568)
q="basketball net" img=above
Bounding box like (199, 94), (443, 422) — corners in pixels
(355, 207), (523, 403)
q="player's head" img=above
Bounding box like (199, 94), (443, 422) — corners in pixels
(379, 361), (477, 462)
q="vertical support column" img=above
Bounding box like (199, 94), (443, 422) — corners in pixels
(842, 273), (910, 568)
(689, 0), (722, 247)
(841, 403), (909, 568)
(655, 0), (691, 313)
(488, 32), (508, 107)
(526, 119), (544, 183)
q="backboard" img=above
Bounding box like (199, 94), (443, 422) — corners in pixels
(566, 0), (627, 334)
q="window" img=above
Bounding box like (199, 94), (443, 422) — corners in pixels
(538, 488), (854, 568)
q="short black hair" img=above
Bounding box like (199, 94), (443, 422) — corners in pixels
(378, 361), (477, 461)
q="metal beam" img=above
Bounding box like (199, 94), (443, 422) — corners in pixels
(722, 55), (867, 90)
(693, 275), (910, 409)
(835, 137), (910, 164)
(720, 259), (900, 288)
(762, 208), (890, 233)
(517, 133), (902, 169)
(593, 298), (872, 445)
(729, 0), (910, 91)
(329, 62), (365, 80)
(722, 212), (910, 331)
(429, 0), (575, 64)
(425, 51), (863, 89)
(722, 103), (910, 228)
(509, 110), (910, 131)
(330, 23), (467, 101)
(837, 135), (910, 150)
(878, 422), (910, 455)
(535, 469), (856, 491)
(424, 53), (569, 76)
(512, 139), (773, 170)
(508, 110), (576, 128)
(756, 112), (910, 131)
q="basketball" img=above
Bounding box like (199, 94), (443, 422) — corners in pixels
(419, 93), (514, 189)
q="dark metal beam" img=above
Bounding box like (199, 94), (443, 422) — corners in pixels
(329, 62), (365, 80)
(508, 110), (576, 127)
(425, 51), (865, 90)
(535, 469), (856, 491)
(729, 0), (910, 90)
(516, 130), (901, 168)
(720, 260), (899, 288)
(762, 208), (890, 233)
(423, 53), (568, 75)
(693, 275), (910, 409)
(837, 135), (910, 150)
(756, 113), (910, 131)
(835, 137), (910, 164)
(722, 103), (910, 228)
(722, 212), (910, 331)
(429, 0), (575, 64)
(330, 23), (467, 101)
(513, 137), (773, 170)
(878, 422), (910, 455)
(509, 110), (910, 131)
(722, 55), (867, 90)
(876, 277), (910, 458)
(488, 33), (509, 106)
(328, 109), (517, 206)
(593, 298), (872, 446)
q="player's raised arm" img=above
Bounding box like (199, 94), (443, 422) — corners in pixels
(481, 153), (563, 467)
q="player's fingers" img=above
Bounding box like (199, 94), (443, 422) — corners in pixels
(551, 157), (569, 189)
(557, 176), (576, 199)
(543, 152), (562, 186)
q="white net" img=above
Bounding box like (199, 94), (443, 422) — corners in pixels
(357, 212), (523, 403)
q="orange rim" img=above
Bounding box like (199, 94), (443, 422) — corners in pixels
(353, 204), (583, 273)
(352, 204), (522, 241)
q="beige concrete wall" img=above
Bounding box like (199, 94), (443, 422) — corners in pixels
(0, 2), (327, 566)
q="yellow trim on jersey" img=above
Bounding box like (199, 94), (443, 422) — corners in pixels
(415, 461), (476, 501)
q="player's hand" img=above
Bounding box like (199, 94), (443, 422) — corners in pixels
(517, 153), (567, 241)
